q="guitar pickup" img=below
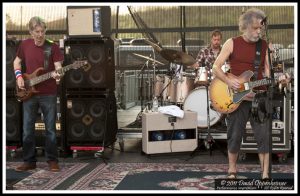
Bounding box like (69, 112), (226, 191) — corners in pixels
(244, 82), (250, 90)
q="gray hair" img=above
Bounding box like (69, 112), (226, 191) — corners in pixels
(28, 16), (47, 31)
(239, 8), (266, 32)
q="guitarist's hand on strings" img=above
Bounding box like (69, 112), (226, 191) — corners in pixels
(278, 73), (291, 90)
(226, 77), (240, 91)
(17, 76), (25, 90)
(51, 70), (63, 84)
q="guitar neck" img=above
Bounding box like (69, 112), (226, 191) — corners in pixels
(248, 73), (285, 89)
(30, 72), (53, 86)
(29, 64), (75, 86)
(248, 78), (272, 89)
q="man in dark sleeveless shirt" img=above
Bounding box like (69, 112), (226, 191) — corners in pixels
(212, 8), (290, 179)
(13, 16), (64, 172)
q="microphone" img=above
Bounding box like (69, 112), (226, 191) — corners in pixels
(261, 16), (267, 25)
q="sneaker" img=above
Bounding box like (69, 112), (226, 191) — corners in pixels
(48, 161), (60, 172)
(15, 163), (36, 172)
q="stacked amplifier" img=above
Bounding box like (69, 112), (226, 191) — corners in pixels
(60, 6), (118, 150)
(6, 39), (22, 147)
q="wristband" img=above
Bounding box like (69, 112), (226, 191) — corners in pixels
(15, 69), (22, 79)
(16, 74), (23, 79)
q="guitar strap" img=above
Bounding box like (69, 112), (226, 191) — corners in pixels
(253, 39), (262, 80)
(43, 39), (53, 70)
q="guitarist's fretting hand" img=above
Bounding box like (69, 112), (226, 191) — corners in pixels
(278, 73), (291, 90)
(51, 69), (64, 84)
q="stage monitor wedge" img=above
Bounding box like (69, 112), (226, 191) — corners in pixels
(67, 6), (111, 38)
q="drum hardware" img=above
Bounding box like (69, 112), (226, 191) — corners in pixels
(194, 66), (209, 86)
(160, 49), (196, 67)
(135, 56), (155, 122)
(186, 63), (227, 159)
(133, 53), (164, 66)
(145, 39), (199, 106)
(145, 39), (196, 67)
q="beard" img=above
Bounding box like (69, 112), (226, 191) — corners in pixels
(249, 36), (260, 42)
(244, 32), (261, 42)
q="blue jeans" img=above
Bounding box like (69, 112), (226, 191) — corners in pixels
(22, 95), (58, 163)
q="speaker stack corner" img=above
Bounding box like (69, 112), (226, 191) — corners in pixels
(6, 39), (22, 147)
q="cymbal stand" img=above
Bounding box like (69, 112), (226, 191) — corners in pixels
(187, 65), (226, 160)
(136, 59), (150, 121)
(146, 56), (152, 101)
(204, 65), (227, 156)
(158, 63), (182, 105)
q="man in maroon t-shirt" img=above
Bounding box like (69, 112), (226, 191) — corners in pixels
(212, 8), (290, 180)
(13, 16), (64, 172)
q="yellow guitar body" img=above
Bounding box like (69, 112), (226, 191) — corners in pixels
(209, 70), (254, 114)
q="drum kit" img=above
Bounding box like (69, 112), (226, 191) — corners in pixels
(135, 40), (227, 129)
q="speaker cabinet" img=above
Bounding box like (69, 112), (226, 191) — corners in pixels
(142, 111), (198, 154)
(67, 6), (111, 37)
(62, 92), (118, 146)
(6, 39), (18, 89)
(63, 37), (115, 91)
(6, 92), (22, 145)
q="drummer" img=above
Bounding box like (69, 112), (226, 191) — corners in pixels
(191, 29), (223, 70)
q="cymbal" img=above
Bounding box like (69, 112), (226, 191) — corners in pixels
(133, 53), (164, 65)
(145, 39), (196, 66)
(160, 49), (196, 66)
(144, 39), (162, 53)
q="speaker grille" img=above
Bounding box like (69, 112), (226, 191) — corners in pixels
(62, 93), (118, 146)
(63, 37), (115, 91)
(6, 93), (22, 145)
(6, 40), (19, 89)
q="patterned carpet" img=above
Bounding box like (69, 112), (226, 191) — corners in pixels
(6, 162), (294, 190)
(6, 162), (89, 190)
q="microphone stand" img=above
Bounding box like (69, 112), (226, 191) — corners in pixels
(264, 19), (274, 179)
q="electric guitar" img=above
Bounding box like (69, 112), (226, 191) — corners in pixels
(209, 70), (290, 114)
(15, 60), (88, 102)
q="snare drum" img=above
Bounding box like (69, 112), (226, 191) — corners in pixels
(183, 87), (222, 128)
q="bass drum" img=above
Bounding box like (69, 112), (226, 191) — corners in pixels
(183, 87), (222, 128)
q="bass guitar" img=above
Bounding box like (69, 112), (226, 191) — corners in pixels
(209, 70), (289, 114)
(15, 60), (88, 102)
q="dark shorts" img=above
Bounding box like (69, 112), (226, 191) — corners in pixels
(226, 101), (270, 153)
